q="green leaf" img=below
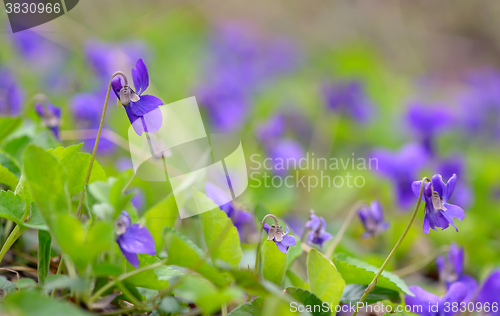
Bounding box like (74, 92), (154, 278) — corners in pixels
(23, 204), (49, 231)
(0, 151), (22, 178)
(0, 163), (18, 188)
(340, 284), (401, 305)
(228, 270), (269, 297)
(307, 249), (345, 307)
(126, 254), (181, 290)
(143, 194), (178, 253)
(174, 275), (243, 314)
(286, 269), (309, 290)
(196, 192), (242, 267)
(23, 145), (71, 220)
(261, 240), (287, 286)
(43, 275), (86, 292)
(38, 230), (52, 284)
(285, 287), (330, 316)
(0, 275), (16, 295)
(15, 278), (37, 289)
(0, 117), (22, 142)
(286, 241), (303, 267)
(334, 253), (412, 295)
(48, 144), (107, 197)
(228, 297), (264, 316)
(92, 262), (123, 278)
(2, 290), (94, 316)
(52, 214), (114, 270)
(164, 227), (228, 287)
(0, 192), (48, 230)
(0, 190), (25, 223)
(88, 170), (134, 218)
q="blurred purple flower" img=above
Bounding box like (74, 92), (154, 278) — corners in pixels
(437, 156), (473, 209)
(263, 222), (296, 253)
(267, 139), (305, 176)
(370, 143), (429, 209)
(112, 59), (163, 136)
(304, 210), (332, 247)
(130, 189), (145, 211)
(35, 102), (61, 139)
(405, 282), (467, 316)
(412, 174), (465, 233)
(197, 23), (298, 132)
(322, 80), (373, 123)
(406, 102), (453, 155)
(85, 39), (149, 81)
(205, 182), (256, 243)
(0, 69), (23, 116)
(436, 243), (477, 303)
(116, 158), (133, 172)
(9, 29), (70, 92)
(115, 211), (156, 268)
(358, 201), (389, 238)
(70, 91), (116, 154)
(476, 269), (500, 315)
(459, 69), (500, 141)
(255, 114), (285, 145)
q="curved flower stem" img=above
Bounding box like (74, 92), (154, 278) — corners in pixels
(76, 72), (128, 218)
(352, 177), (430, 316)
(325, 200), (365, 259)
(0, 206), (29, 264)
(246, 214), (279, 302)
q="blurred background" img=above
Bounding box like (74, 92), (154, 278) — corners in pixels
(1, 0), (500, 295)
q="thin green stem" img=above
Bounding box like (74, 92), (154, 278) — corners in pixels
(0, 206), (29, 264)
(246, 214), (279, 302)
(325, 201), (365, 259)
(89, 258), (167, 304)
(76, 72), (128, 218)
(51, 256), (65, 298)
(352, 177), (430, 316)
(116, 281), (150, 311)
(222, 302), (228, 316)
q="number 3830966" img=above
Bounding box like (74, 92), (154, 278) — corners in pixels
(5, 2), (61, 14)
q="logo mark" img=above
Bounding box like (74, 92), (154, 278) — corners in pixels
(127, 97), (249, 218)
(4, 0), (79, 33)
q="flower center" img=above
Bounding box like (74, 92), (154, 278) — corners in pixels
(431, 191), (447, 211)
(119, 86), (140, 106)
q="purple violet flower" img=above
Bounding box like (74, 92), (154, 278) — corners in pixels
(205, 182), (256, 243)
(405, 282), (467, 316)
(476, 269), (500, 315)
(304, 210), (332, 247)
(437, 156), (474, 209)
(406, 102), (453, 155)
(370, 143), (429, 209)
(436, 243), (477, 303)
(115, 211), (156, 268)
(412, 174), (465, 233)
(263, 222), (296, 254)
(112, 59), (163, 136)
(322, 80), (373, 123)
(35, 102), (61, 139)
(358, 201), (389, 238)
